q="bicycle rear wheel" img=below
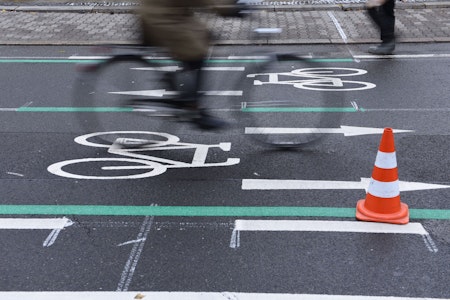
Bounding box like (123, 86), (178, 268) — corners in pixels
(241, 53), (346, 148)
(73, 50), (180, 146)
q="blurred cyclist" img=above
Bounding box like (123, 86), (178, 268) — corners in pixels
(139, 0), (247, 130)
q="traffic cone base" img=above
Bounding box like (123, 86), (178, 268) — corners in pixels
(356, 199), (409, 225)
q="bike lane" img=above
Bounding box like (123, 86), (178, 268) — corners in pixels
(0, 45), (449, 298)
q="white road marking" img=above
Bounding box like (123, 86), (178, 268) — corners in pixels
(0, 218), (73, 247)
(241, 178), (450, 192)
(228, 55), (271, 59)
(131, 66), (244, 71)
(327, 12), (359, 62)
(422, 234), (439, 253)
(0, 217), (72, 230)
(355, 53), (450, 59)
(233, 220), (428, 234)
(6, 172), (24, 177)
(117, 238), (146, 247)
(230, 220), (433, 250)
(0, 291), (447, 300)
(116, 214), (154, 291)
(328, 12), (348, 43)
(43, 228), (63, 247)
(245, 125), (414, 136)
(202, 67), (245, 71)
(109, 90), (242, 97)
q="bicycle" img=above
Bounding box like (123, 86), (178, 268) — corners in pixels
(72, 7), (371, 148)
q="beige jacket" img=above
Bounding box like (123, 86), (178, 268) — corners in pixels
(139, 0), (237, 61)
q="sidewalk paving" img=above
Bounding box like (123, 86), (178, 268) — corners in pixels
(0, 2), (449, 45)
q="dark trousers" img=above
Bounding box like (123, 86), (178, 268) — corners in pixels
(368, 0), (396, 43)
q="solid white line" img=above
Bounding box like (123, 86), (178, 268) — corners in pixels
(202, 67), (245, 71)
(109, 90), (242, 97)
(0, 218), (72, 230)
(355, 53), (450, 59)
(234, 220), (428, 235)
(69, 55), (111, 60)
(116, 214), (154, 291)
(362, 108), (450, 112)
(202, 90), (243, 96)
(228, 55), (270, 59)
(131, 66), (244, 71)
(0, 291), (447, 300)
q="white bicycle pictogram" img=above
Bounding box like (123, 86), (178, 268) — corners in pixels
(247, 67), (376, 91)
(47, 131), (240, 180)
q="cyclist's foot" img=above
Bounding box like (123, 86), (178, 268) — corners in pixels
(368, 41), (395, 55)
(192, 110), (228, 130)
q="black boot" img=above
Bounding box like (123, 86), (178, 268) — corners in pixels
(368, 39), (395, 55)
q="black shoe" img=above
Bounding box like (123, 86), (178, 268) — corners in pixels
(193, 111), (228, 130)
(368, 41), (395, 55)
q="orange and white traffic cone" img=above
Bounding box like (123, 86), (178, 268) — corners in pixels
(356, 128), (409, 224)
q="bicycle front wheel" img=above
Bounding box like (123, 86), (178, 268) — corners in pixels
(73, 51), (178, 146)
(242, 53), (346, 148)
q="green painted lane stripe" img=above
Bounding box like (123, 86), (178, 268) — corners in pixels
(17, 107), (133, 112)
(0, 205), (449, 219)
(242, 107), (358, 113)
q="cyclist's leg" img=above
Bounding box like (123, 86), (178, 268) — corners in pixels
(140, 7), (226, 129)
(176, 59), (228, 130)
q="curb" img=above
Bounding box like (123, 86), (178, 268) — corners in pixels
(1, 2), (449, 13)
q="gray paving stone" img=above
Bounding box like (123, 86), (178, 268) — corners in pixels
(0, 3), (448, 45)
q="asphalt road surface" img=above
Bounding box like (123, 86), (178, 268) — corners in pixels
(0, 43), (449, 299)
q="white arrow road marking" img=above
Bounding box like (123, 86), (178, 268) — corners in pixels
(230, 220), (434, 251)
(109, 89), (178, 97)
(245, 125), (414, 136)
(1, 291), (447, 300)
(132, 66), (182, 72)
(242, 178), (450, 191)
(109, 90), (242, 97)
